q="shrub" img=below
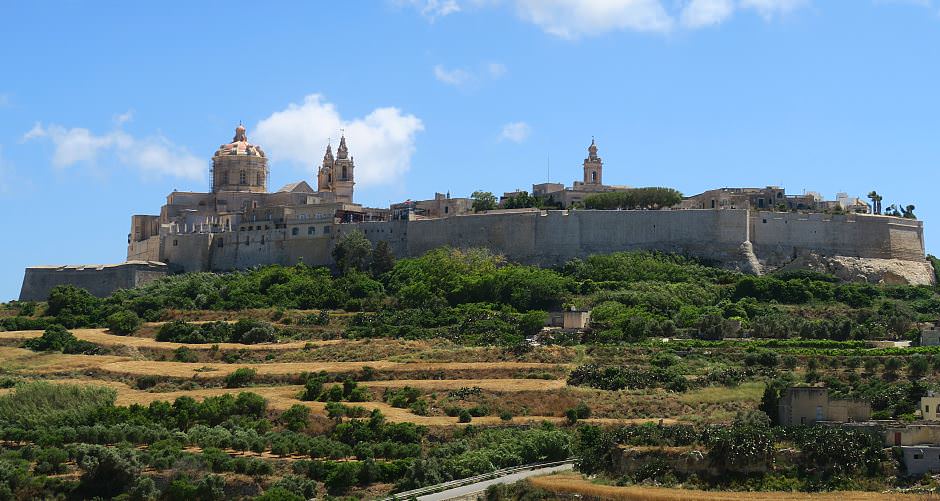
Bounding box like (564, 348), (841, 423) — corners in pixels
(458, 409), (472, 423)
(300, 375), (325, 401)
(106, 310), (142, 335)
(225, 368), (257, 388)
(23, 325), (98, 354)
(173, 346), (199, 363)
(280, 405), (310, 432)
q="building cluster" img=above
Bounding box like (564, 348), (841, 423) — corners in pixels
(130, 123), (877, 247)
(779, 385), (940, 477)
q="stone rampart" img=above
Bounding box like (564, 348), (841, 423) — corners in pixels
(19, 261), (168, 301)
(116, 208), (931, 286)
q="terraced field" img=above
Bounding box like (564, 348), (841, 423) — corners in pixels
(528, 473), (926, 501)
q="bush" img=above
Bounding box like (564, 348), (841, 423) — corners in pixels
(458, 409), (472, 423)
(106, 310), (142, 335)
(23, 325), (98, 354)
(280, 405), (310, 432)
(225, 368), (257, 388)
(173, 346), (199, 363)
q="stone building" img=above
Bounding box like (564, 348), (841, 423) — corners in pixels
(778, 386), (871, 426)
(18, 121), (935, 300)
(390, 192), (472, 220)
(317, 136), (355, 203)
(920, 321), (940, 347)
(211, 124), (268, 193)
(529, 139), (631, 208)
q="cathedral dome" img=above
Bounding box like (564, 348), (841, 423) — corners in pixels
(214, 124), (265, 158)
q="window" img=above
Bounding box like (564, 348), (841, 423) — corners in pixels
(291, 227), (299, 236)
(324, 226), (331, 234)
(591, 171), (597, 182)
(261, 235), (265, 245)
(445, 206), (449, 214)
(239, 170), (246, 184)
(758, 198), (766, 208)
(222, 171), (229, 184)
(815, 405), (824, 421)
(308, 226), (315, 235)
(915, 453), (924, 460)
(342, 166), (348, 179)
(710, 200), (716, 209)
(173, 239), (178, 246)
(928, 405), (932, 415)
(217, 238), (224, 248)
(256, 172), (262, 186)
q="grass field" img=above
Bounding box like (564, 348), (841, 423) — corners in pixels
(528, 473), (929, 501)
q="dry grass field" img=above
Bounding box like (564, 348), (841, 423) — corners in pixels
(0, 328), (337, 351)
(528, 473), (931, 501)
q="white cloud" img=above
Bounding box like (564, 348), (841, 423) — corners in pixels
(254, 94), (424, 187)
(113, 110), (134, 125)
(434, 65), (472, 87)
(499, 121), (531, 143)
(740, 0), (808, 19)
(401, 0), (462, 20)
(514, 0), (674, 38)
(22, 122), (205, 181)
(408, 0), (813, 37)
(681, 0), (735, 28)
(434, 62), (507, 88)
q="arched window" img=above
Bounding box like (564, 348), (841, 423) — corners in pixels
(591, 171), (597, 182)
(239, 170), (246, 184)
(256, 172), (262, 186)
(342, 166), (348, 180)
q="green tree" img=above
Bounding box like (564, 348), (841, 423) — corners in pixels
(280, 404), (310, 432)
(224, 368), (257, 388)
(371, 240), (396, 276)
(332, 230), (373, 274)
(106, 310), (142, 335)
(470, 191), (497, 212)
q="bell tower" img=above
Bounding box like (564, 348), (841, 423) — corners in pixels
(331, 135), (355, 203)
(583, 137), (602, 186)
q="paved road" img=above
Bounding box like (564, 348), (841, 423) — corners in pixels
(416, 463), (574, 501)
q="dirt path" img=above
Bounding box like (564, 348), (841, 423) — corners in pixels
(528, 473), (924, 501)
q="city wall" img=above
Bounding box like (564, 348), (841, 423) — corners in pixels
(28, 208), (928, 301)
(19, 262), (168, 301)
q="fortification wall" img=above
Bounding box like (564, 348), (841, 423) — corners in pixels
(19, 262), (168, 301)
(750, 212), (926, 264)
(363, 209), (755, 270)
(121, 208), (929, 285)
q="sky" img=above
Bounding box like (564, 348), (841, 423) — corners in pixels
(1, 0), (938, 301)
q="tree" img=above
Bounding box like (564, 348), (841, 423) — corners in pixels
(107, 310), (142, 335)
(867, 191), (883, 215)
(902, 204), (917, 219)
(280, 404), (310, 432)
(74, 445), (144, 498)
(332, 230), (372, 274)
(470, 191), (497, 212)
(758, 379), (785, 425)
(224, 368), (256, 388)
(371, 240), (395, 276)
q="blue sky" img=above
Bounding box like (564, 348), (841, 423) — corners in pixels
(1, 0), (938, 301)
